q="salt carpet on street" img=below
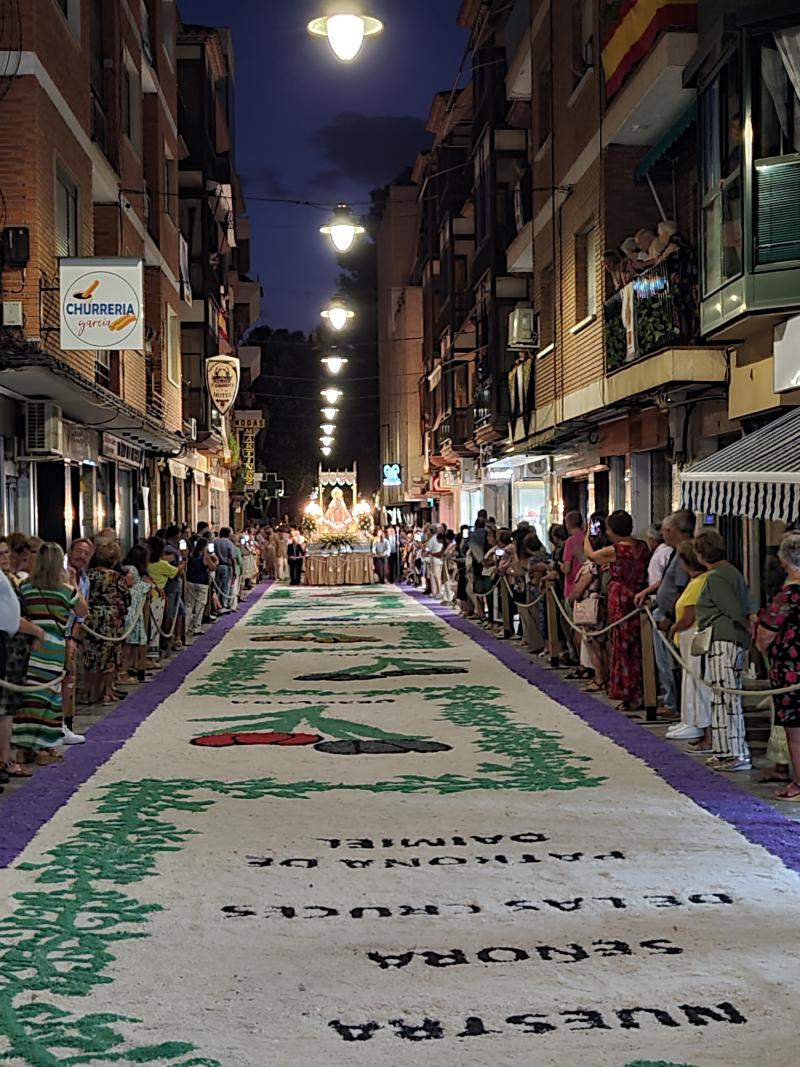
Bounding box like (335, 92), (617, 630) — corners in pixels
(1, 584), (798, 1066)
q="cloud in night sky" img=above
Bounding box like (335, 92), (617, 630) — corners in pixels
(243, 167), (292, 199)
(308, 112), (432, 190)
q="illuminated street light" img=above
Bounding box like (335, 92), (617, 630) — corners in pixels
(320, 298), (355, 332)
(321, 353), (349, 374)
(321, 445), (332, 457)
(321, 406), (339, 421)
(321, 387), (342, 404)
(320, 203), (365, 252)
(320, 423), (336, 435)
(320, 435), (334, 447)
(307, 2), (383, 63)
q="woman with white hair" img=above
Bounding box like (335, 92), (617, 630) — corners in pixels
(756, 532), (800, 800)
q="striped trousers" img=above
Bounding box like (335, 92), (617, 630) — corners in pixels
(707, 640), (749, 760)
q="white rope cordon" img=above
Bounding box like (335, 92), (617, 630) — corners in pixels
(147, 599), (183, 640)
(0, 671), (67, 694)
(77, 598), (146, 644)
(550, 587), (640, 638)
(643, 606), (800, 699)
(210, 573), (237, 606)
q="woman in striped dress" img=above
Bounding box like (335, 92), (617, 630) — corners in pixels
(13, 544), (87, 765)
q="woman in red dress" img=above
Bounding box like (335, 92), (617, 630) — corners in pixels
(585, 511), (650, 710)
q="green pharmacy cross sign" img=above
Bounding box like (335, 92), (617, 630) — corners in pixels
(262, 472), (285, 499)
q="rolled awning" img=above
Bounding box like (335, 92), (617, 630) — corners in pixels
(635, 100), (697, 180)
(681, 408), (800, 522)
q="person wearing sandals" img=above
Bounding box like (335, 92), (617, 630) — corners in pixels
(585, 511), (650, 712)
(695, 531), (754, 773)
(666, 541), (710, 745)
(756, 532), (800, 800)
(12, 544), (87, 766)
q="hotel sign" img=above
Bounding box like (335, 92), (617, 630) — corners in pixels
(206, 355), (241, 416)
(60, 258), (144, 351)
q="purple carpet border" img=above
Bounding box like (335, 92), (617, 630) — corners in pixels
(0, 582), (273, 869)
(405, 588), (800, 875)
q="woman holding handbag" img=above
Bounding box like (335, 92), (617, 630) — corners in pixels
(570, 552), (607, 692)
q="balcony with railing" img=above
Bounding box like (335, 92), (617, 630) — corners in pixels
(604, 258), (692, 373)
(438, 406), (474, 457)
(602, 254), (726, 404)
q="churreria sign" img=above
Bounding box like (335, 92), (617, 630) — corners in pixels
(59, 258), (145, 351)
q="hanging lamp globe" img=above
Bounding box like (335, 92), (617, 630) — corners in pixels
(307, 2), (383, 63)
(321, 445), (332, 457)
(320, 203), (366, 252)
(320, 298), (355, 332)
(320, 435), (334, 447)
(321, 406), (339, 421)
(320, 423), (336, 435)
(321, 387), (342, 405)
(321, 352), (349, 374)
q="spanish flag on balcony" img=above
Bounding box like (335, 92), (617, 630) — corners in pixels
(602, 0), (698, 99)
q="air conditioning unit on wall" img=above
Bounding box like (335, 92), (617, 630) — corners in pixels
(509, 307), (540, 350)
(24, 401), (64, 457)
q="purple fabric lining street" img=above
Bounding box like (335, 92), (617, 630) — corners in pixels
(0, 582), (272, 869)
(406, 587), (800, 875)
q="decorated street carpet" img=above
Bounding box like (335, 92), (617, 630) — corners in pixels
(1, 585), (799, 1066)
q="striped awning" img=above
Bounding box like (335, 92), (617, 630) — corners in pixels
(681, 408), (800, 522)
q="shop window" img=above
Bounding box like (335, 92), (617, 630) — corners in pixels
(55, 165), (79, 258)
(699, 53), (742, 296)
(754, 28), (800, 265)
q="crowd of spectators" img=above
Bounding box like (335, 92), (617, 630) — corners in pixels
(399, 508), (800, 798)
(0, 519), (305, 790)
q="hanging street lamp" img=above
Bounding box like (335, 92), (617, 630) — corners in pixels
(321, 387), (342, 405)
(320, 423), (336, 435)
(320, 435), (334, 447)
(320, 298), (355, 332)
(307, 2), (383, 63)
(321, 406), (339, 421)
(320, 203), (365, 253)
(321, 445), (332, 457)
(321, 352), (349, 374)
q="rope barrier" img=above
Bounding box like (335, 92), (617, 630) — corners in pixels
(147, 599), (183, 640)
(500, 574), (546, 610)
(210, 573), (237, 606)
(0, 670), (67, 694)
(643, 606), (800, 699)
(550, 586), (640, 638)
(77, 598), (146, 644)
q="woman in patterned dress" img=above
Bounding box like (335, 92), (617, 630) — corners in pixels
(585, 510), (650, 711)
(756, 532), (800, 801)
(12, 544), (87, 765)
(82, 541), (130, 705)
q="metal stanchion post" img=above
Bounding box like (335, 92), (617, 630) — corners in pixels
(501, 578), (513, 639)
(640, 611), (658, 722)
(546, 579), (560, 669)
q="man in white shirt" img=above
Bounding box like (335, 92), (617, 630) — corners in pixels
(426, 524), (445, 599)
(372, 529), (391, 584)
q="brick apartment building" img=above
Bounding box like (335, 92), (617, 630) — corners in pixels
(382, 0), (800, 593)
(0, 0), (259, 545)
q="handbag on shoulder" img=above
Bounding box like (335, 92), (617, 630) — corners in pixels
(573, 593), (601, 626)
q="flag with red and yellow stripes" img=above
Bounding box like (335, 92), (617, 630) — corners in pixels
(602, 0), (698, 99)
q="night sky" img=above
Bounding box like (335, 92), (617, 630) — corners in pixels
(178, 0), (468, 332)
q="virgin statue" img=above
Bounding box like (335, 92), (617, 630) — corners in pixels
(323, 487), (354, 531)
